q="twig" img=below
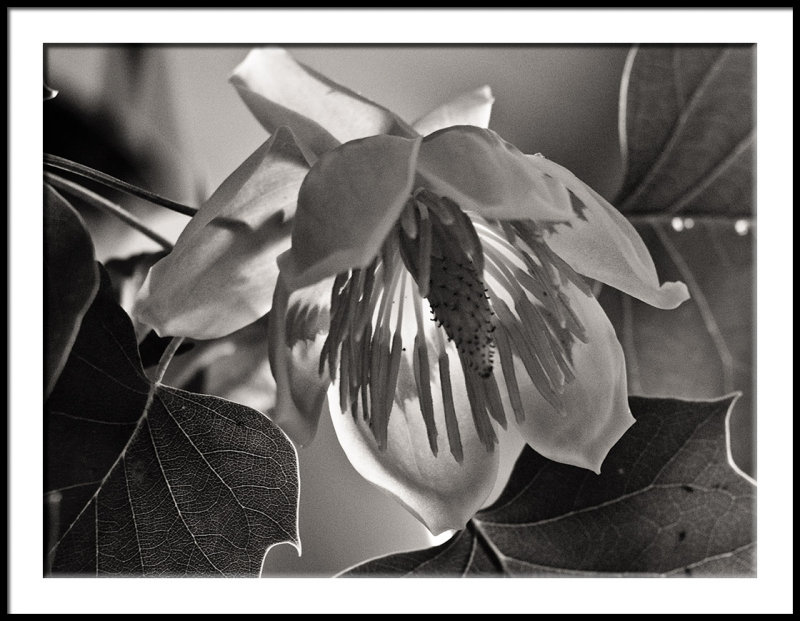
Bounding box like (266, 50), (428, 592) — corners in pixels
(45, 172), (173, 252)
(154, 337), (185, 385)
(44, 153), (198, 217)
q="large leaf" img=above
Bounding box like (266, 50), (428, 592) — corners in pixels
(602, 44), (755, 474)
(44, 185), (99, 397)
(341, 395), (755, 576)
(45, 267), (299, 576)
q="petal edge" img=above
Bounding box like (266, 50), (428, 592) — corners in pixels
(528, 155), (690, 310)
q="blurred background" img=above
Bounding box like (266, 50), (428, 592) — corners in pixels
(44, 45), (753, 576)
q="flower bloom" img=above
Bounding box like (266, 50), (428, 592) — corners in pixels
(135, 48), (689, 535)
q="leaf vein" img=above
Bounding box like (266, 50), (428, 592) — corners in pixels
(478, 483), (739, 529)
(159, 391), (296, 544)
(145, 417), (225, 576)
(122, 455), (146, 575)
(71, 352), (149, 395)
(621, 48), (732, 211)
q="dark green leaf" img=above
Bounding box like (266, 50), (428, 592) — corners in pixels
(45, 268), (299, 576)
(617, 45), (754, 216)
(603, 44), (755, 474)
(44, 185), (99, 397)
(341, 396), (755, 577)
(598, 221), (754, 473)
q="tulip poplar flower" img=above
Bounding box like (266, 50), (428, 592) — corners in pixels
(135, 48), (689, 535)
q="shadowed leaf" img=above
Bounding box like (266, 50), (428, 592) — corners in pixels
(617, 45), (754, 216)
(603, 44), (755, 475)
(44, 185), (99, 397)
(45, 267), (299, 576)
(341, 396), (755, 577)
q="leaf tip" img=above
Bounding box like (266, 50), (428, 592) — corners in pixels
(721, 391), (756, 487)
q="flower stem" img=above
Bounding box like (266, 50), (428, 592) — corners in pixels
(154, 337), (185, 385)
(43, 153), (198, 217)
(44, 172), (173, 252)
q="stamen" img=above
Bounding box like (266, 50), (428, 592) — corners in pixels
(518, 252), (565, 322)
(434, 325), (464, 462)
(347, 318), (360, 408)
(484, 222), (587, 358)
(370, 273), (407, 450)
(416, 203), (432, 298)
(352, 261), (380, 341)
(484, 257), (566, 391)
(381, 234), (400, 286)
(319, 338), (330, 377)
(369, 268), (403, 449)
(399, 201), (418, 239)
(493, 327), (526, 424)
(329, 271), (348, 317)
(368, 324), (388, 436)
(325, 275), (354, 381)
(513, 221), (593, 297)
(514, 294), (567, 389)
(412, 285), (438, 456)
(463, 369), (497, 452)
(338, 334), (351, 415)
(380, 329), (403, 449)
(556, 289), (588, 343)
(360, 322), (372, 422)
(415, 188), (455, 225)
(500, 221), (517, 244)
(491, 296), (563, 412)
(483, 373), (508, 430)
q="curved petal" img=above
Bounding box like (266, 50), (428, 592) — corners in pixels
(268, 276), (332, 447)
(412, 85), (494, 136)
(416, 126), (575, 222)
(278, 135), (421, 292)
(231, 47), (416, 158)
(510, 282), (634, 473)
(161, 315), (276, 414)
(328, 339), (507, 536)
(135, 127), (309, 339)
(527, 155), (690, 310)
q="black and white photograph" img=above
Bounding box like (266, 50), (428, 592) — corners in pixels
(9, 8), (793, 615)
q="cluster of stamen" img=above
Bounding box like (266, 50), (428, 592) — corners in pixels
(319, 187), (588, 461)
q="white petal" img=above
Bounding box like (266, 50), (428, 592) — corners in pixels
(231, 47), (416, 157)
(325, 269), (514, 535)
(278, 135), (421, 292)
(412, 85), (494, 136)
(161, 316), (276, 414)
(328, 347), (502, 536)
(511, 282), (635, 473)
(527, 155), (690, 310)
(416, 126), (575, 222)
(269, 276), (332, 447)
(135, 127), (309, 339)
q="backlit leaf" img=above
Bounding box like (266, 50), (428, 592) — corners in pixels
(45, 267), (299, 576)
